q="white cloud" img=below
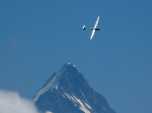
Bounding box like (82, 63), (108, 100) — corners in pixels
(0, 90), (39, 113)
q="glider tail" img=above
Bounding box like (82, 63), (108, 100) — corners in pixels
(82, 25), (87, 31)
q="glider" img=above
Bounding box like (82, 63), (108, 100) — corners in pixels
(82, 16), (101, 40)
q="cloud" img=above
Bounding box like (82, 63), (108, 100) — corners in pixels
(0, 90), (39, 113)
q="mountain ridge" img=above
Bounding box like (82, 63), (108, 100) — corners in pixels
(33, 62), (116, 113)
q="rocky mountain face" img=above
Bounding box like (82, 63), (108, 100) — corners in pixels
(33, 63), (116, 113)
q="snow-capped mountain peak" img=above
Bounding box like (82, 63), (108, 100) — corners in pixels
(34, 63), (116, 113)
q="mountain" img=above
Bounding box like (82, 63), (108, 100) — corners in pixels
(33, 62), (116, 113)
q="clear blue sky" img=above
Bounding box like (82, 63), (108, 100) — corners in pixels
(0, 0), (152, 113)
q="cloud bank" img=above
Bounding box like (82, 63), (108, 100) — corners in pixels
(0, 90), (39, 113)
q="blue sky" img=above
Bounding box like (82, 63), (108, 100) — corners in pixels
(0, 0), (152, 113)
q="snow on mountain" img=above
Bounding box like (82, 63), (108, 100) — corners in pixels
(46, 111), (53, 113)
(33, 62), (116, 113)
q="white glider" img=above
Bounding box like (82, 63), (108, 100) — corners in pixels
(82, 16), (101, 40)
